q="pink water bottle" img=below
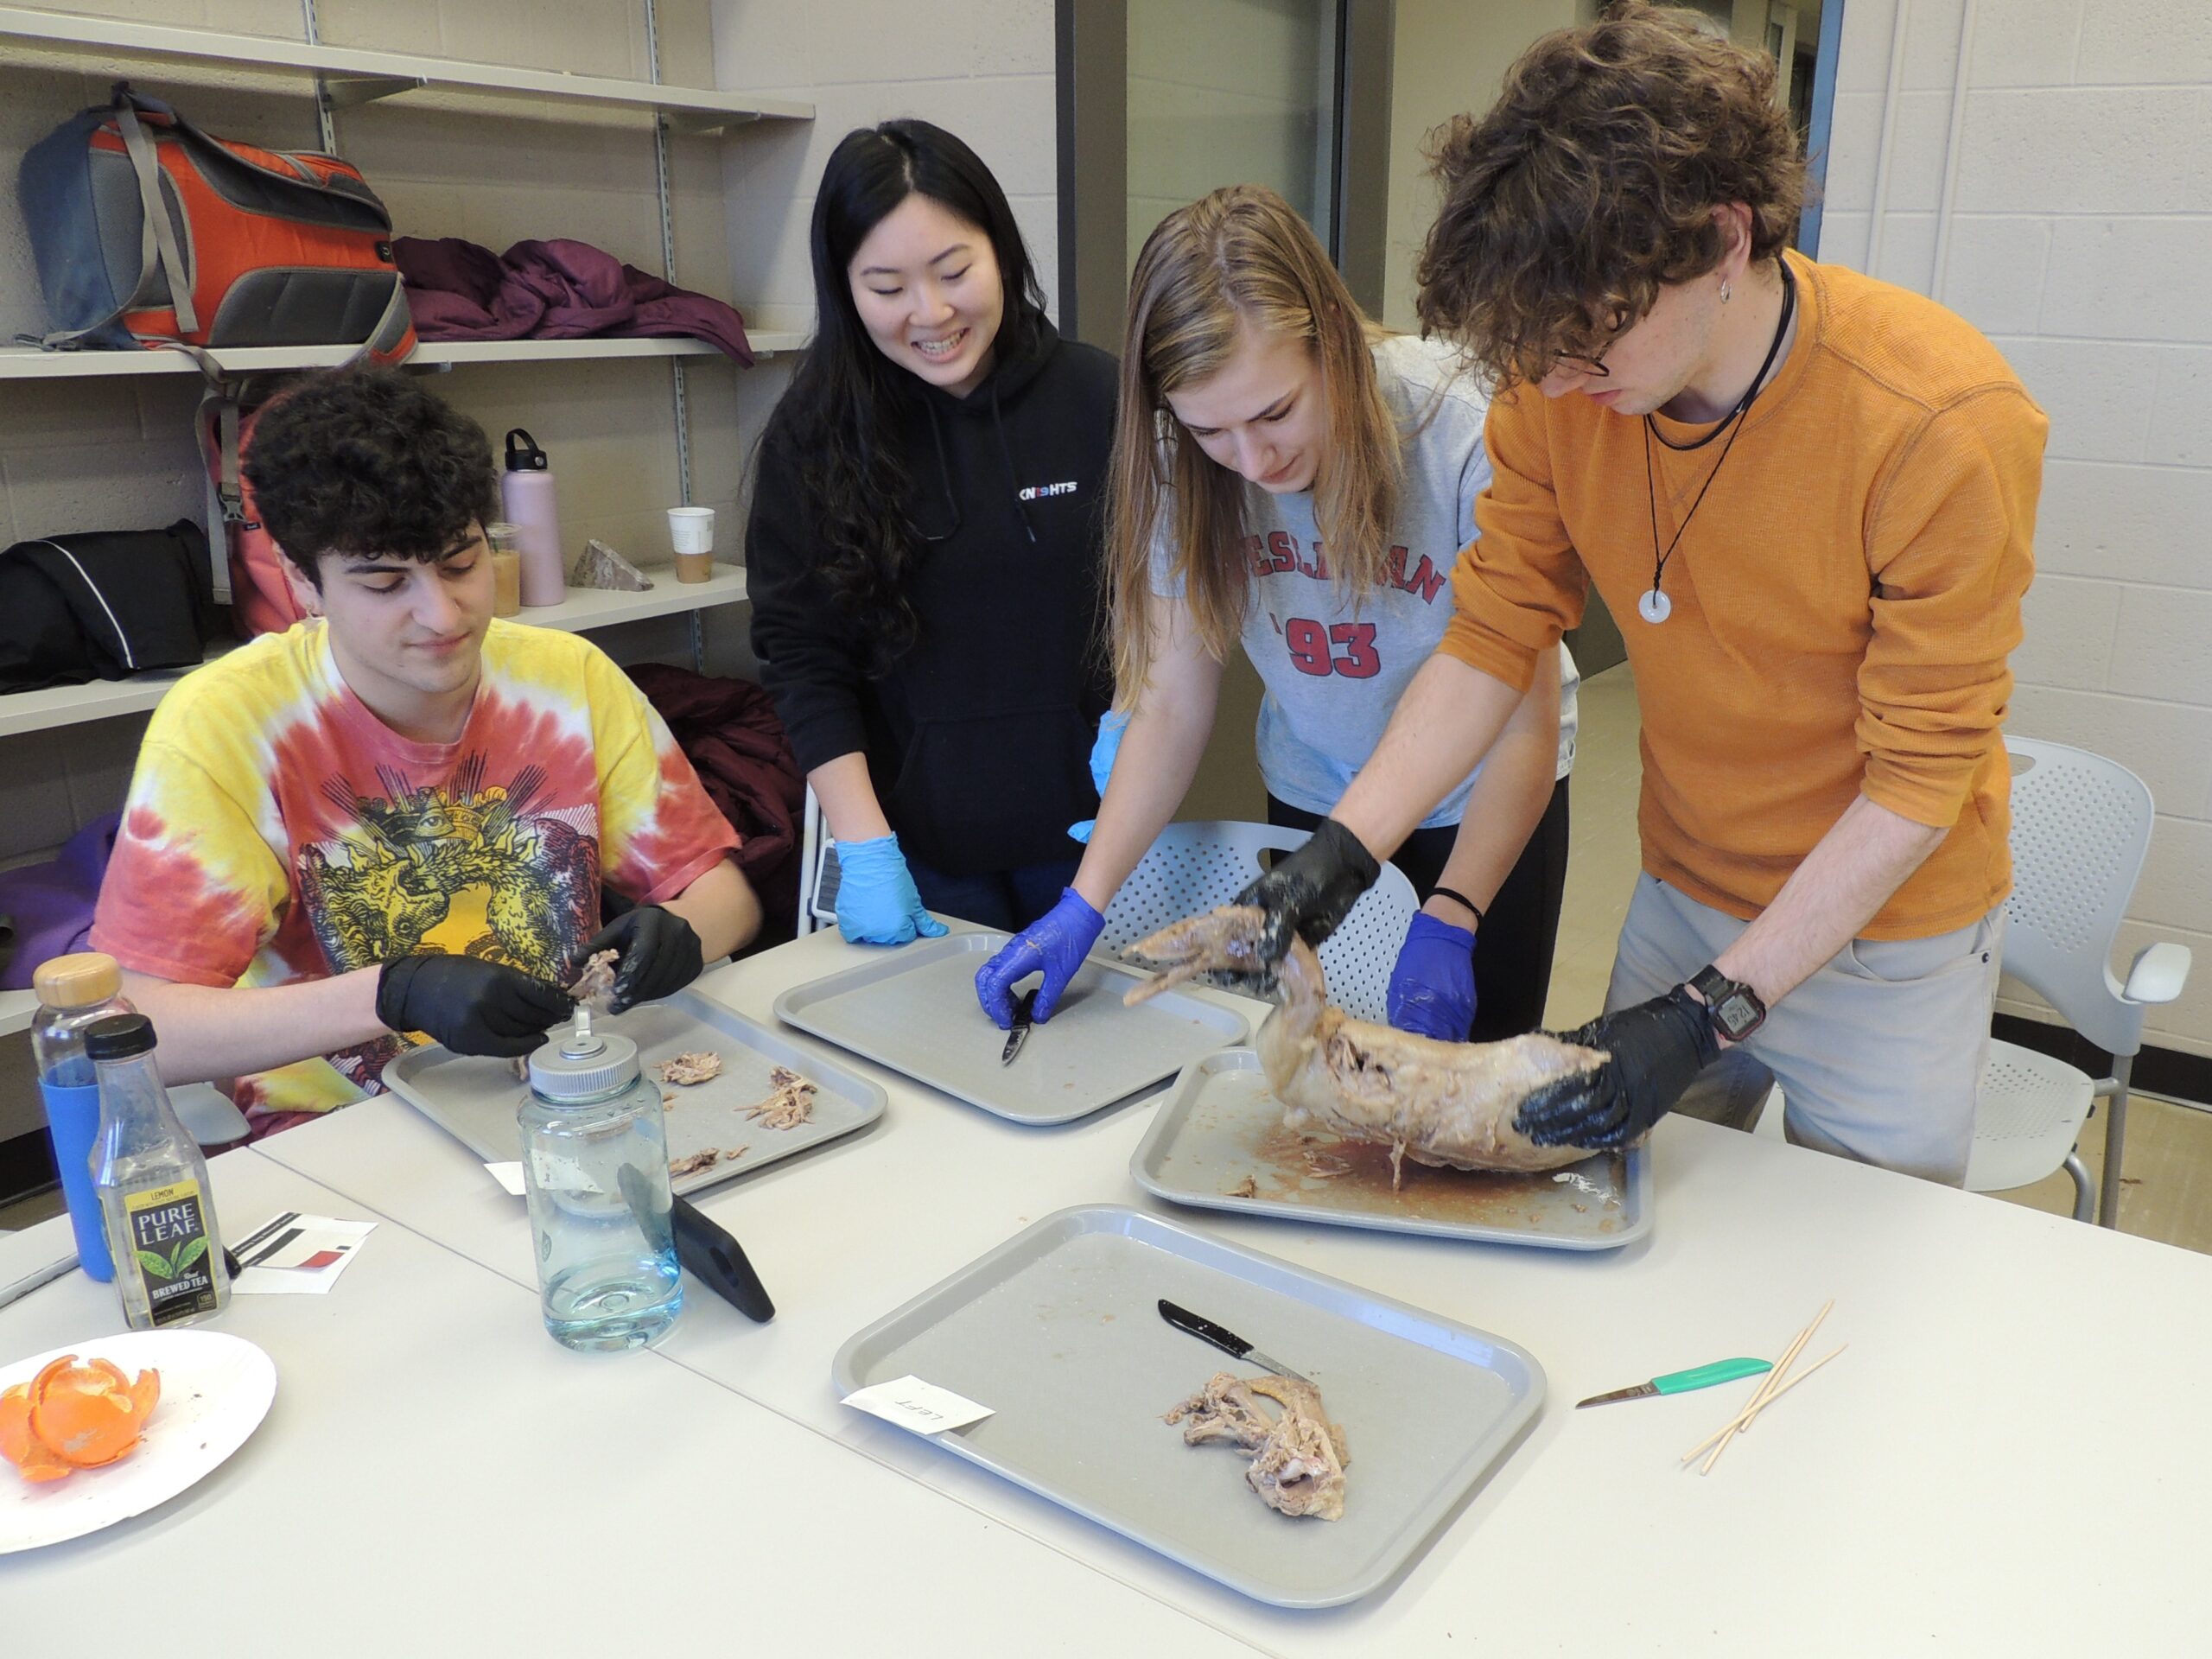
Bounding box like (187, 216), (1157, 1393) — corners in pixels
(503, 429), (567, 607)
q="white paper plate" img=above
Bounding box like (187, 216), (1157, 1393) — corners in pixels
(1, 1329), (276, 1553)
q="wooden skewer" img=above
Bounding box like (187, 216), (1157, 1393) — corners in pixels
(1694, 1300), (1833, 1476)
(1680, 1344), (1847, 1462)
(1681, 1299), (1829, 1465)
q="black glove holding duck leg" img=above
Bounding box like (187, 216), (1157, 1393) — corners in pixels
(584, 906), (705, 1013)
(1216, 818), (1382, 995)
(1513, 986), (1720, 1150)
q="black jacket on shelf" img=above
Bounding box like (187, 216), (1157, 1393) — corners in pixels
(747, 320), (1116, 877)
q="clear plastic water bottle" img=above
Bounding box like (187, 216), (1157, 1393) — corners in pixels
(521, 1016), (682, 1351)
(30, 952), (136, 1282)
(86, 1014), (231, 1331)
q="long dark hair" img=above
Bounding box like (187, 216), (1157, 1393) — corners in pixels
(768, 120), (1049, 668)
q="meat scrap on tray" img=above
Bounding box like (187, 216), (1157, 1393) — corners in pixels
(654, 1051), (723, 1086)
(1126, 906), (1608, 1182)
(1164, 1371), (1350, 1520)
(745, 1065), (817, 1129)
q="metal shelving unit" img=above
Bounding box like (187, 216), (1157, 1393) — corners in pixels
(0, 7), (812, 130)
(0, 333), (808, 381)
(0, 10), (812, 1041)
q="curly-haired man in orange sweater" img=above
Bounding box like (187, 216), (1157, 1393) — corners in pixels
(1229, 3), (2044, 1183)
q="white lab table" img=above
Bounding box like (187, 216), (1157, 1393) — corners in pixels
(242, 924), (2212, 1654)
(0, 1148), (1262, 1656)
(22, 925), (2212, 1651)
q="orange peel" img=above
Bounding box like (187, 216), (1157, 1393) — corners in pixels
(3, 1354), (162, 1481)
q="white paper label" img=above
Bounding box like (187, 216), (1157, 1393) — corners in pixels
(842, 1375), (995, 1435)
(484, 1161), (528, 1197)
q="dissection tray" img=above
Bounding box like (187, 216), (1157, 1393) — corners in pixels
(385, 987), (886, 1197)
(832, 1204), (1544, 1608)
(1130, 1048), (1650, 1250)
(772, 932), (1248, 1125)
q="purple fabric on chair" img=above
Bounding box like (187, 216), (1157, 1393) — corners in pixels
(392, 235), (754, 365)
(0, 811), (121, 988)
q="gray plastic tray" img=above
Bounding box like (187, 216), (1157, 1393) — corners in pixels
(772, 932), (1249, 1125)
(1131, 1048), (1650, 1251)
(384, 987), (887, 1198)
(831, 1204), (1544, 1609)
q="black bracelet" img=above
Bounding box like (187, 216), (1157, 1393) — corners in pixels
(1428, 885), (1484, 928)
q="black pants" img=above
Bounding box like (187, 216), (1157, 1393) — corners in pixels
(1268, 775), (1571, 1041)
(905, 853), (1079, 934)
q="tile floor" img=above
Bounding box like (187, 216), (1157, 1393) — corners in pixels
(8, 664), (2206, 1251)
(1548, 663), (2212, 1254)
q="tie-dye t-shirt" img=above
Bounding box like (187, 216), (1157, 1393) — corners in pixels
(90, 619), (740, 1132)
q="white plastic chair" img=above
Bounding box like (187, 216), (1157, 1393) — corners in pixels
(1966, 739), (2192, 1226)
(797, 783), (835, 935)
(1097, 820), (1421, 1023)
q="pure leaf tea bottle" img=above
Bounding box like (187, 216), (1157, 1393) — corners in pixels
(86, 1014), (231, 1330)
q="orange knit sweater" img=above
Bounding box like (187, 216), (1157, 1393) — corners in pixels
(1440, 252), (2046, 938)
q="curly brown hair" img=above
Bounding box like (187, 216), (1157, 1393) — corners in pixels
(1415, 2), (1805, 386)
(245, 366), (499, 588)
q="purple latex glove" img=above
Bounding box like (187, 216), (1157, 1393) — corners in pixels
(1386, 912), (1478, 1042)
(975, 888), (1106, 1029)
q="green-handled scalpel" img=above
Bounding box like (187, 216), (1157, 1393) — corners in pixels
(1574, 1357), (1773, 1408)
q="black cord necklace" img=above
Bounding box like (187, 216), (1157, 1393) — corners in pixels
(1637, 261), (1796, 625)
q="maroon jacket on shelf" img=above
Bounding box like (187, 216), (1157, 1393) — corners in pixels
(393, 235), (754, 365)
(625, 665), (802, 941)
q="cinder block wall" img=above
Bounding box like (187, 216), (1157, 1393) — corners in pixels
(0, 0), (1061, 1154)
(0, 0), (757, 892)
(1821, 0), (2212, 1063)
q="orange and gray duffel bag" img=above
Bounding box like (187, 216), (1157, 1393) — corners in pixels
(16, 81), (414, 363)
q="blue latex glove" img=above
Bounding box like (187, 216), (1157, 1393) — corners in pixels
(1066, 709), (1131, 843)
(833, 833), (949, 946)
(1386, 912), (1479, 1042)
(975, 887), (1106, 1029)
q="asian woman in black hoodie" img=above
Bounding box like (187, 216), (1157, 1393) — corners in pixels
(747, 120), (1117, 946)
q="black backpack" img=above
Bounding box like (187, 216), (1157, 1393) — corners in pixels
(0, 520), (225, 695)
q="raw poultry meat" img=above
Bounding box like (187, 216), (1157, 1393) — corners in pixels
(744, 1065), (817, 1129)
(1164, 1371), (1350, 1521)
(568, 949), (620, 1014)
(1128, 906), (1608, 1178)
(654, 1051), (724, 1086)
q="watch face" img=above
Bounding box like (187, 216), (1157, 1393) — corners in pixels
(1717, 992), (1760, 1037)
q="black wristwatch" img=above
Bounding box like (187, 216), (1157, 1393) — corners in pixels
(1689, 964), (1767, 1043)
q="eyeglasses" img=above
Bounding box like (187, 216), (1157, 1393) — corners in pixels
(1552, 344), (1613, 379)
(1549, 308), (1636, 381)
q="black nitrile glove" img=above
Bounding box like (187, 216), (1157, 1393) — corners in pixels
(584, 906), (705, 1013)
(1513, 985), (1721, 1150)
(376, 953), (575, 1057)
(1217, 818), (1382, 994)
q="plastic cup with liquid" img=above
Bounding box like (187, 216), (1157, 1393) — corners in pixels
(667, 506), (715, 583)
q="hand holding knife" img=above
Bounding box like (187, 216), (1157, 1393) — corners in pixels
(1000, 988), (1038, 1065)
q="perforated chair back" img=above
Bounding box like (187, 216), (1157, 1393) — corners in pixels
(2000, 738), (2158, 1058)
(1097, 820), (1421, 1022)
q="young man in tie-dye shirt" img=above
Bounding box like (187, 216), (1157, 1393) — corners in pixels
(91, 369), (760, 1139)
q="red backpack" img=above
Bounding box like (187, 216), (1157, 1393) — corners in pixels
(19, 82), (414, 364)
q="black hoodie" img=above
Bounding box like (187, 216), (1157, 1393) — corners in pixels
(747, 318), (1116, 877)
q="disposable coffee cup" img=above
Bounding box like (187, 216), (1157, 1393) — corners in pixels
(668, 506), (715, 584)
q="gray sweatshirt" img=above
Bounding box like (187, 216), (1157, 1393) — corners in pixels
(1156, 333), (1578, 829)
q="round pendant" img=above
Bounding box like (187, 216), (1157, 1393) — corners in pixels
(1637, 588), (1673, 625)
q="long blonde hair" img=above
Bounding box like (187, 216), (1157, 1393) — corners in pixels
(1109, 185), (1402, 703)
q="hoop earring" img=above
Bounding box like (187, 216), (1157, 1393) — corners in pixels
(1719, 280), (1732, 305)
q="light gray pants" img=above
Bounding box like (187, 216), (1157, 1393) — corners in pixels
(1604, 874), (2005, 1185)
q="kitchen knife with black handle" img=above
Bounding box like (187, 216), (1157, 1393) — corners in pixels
(1158, 1298), (1310, 1385)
